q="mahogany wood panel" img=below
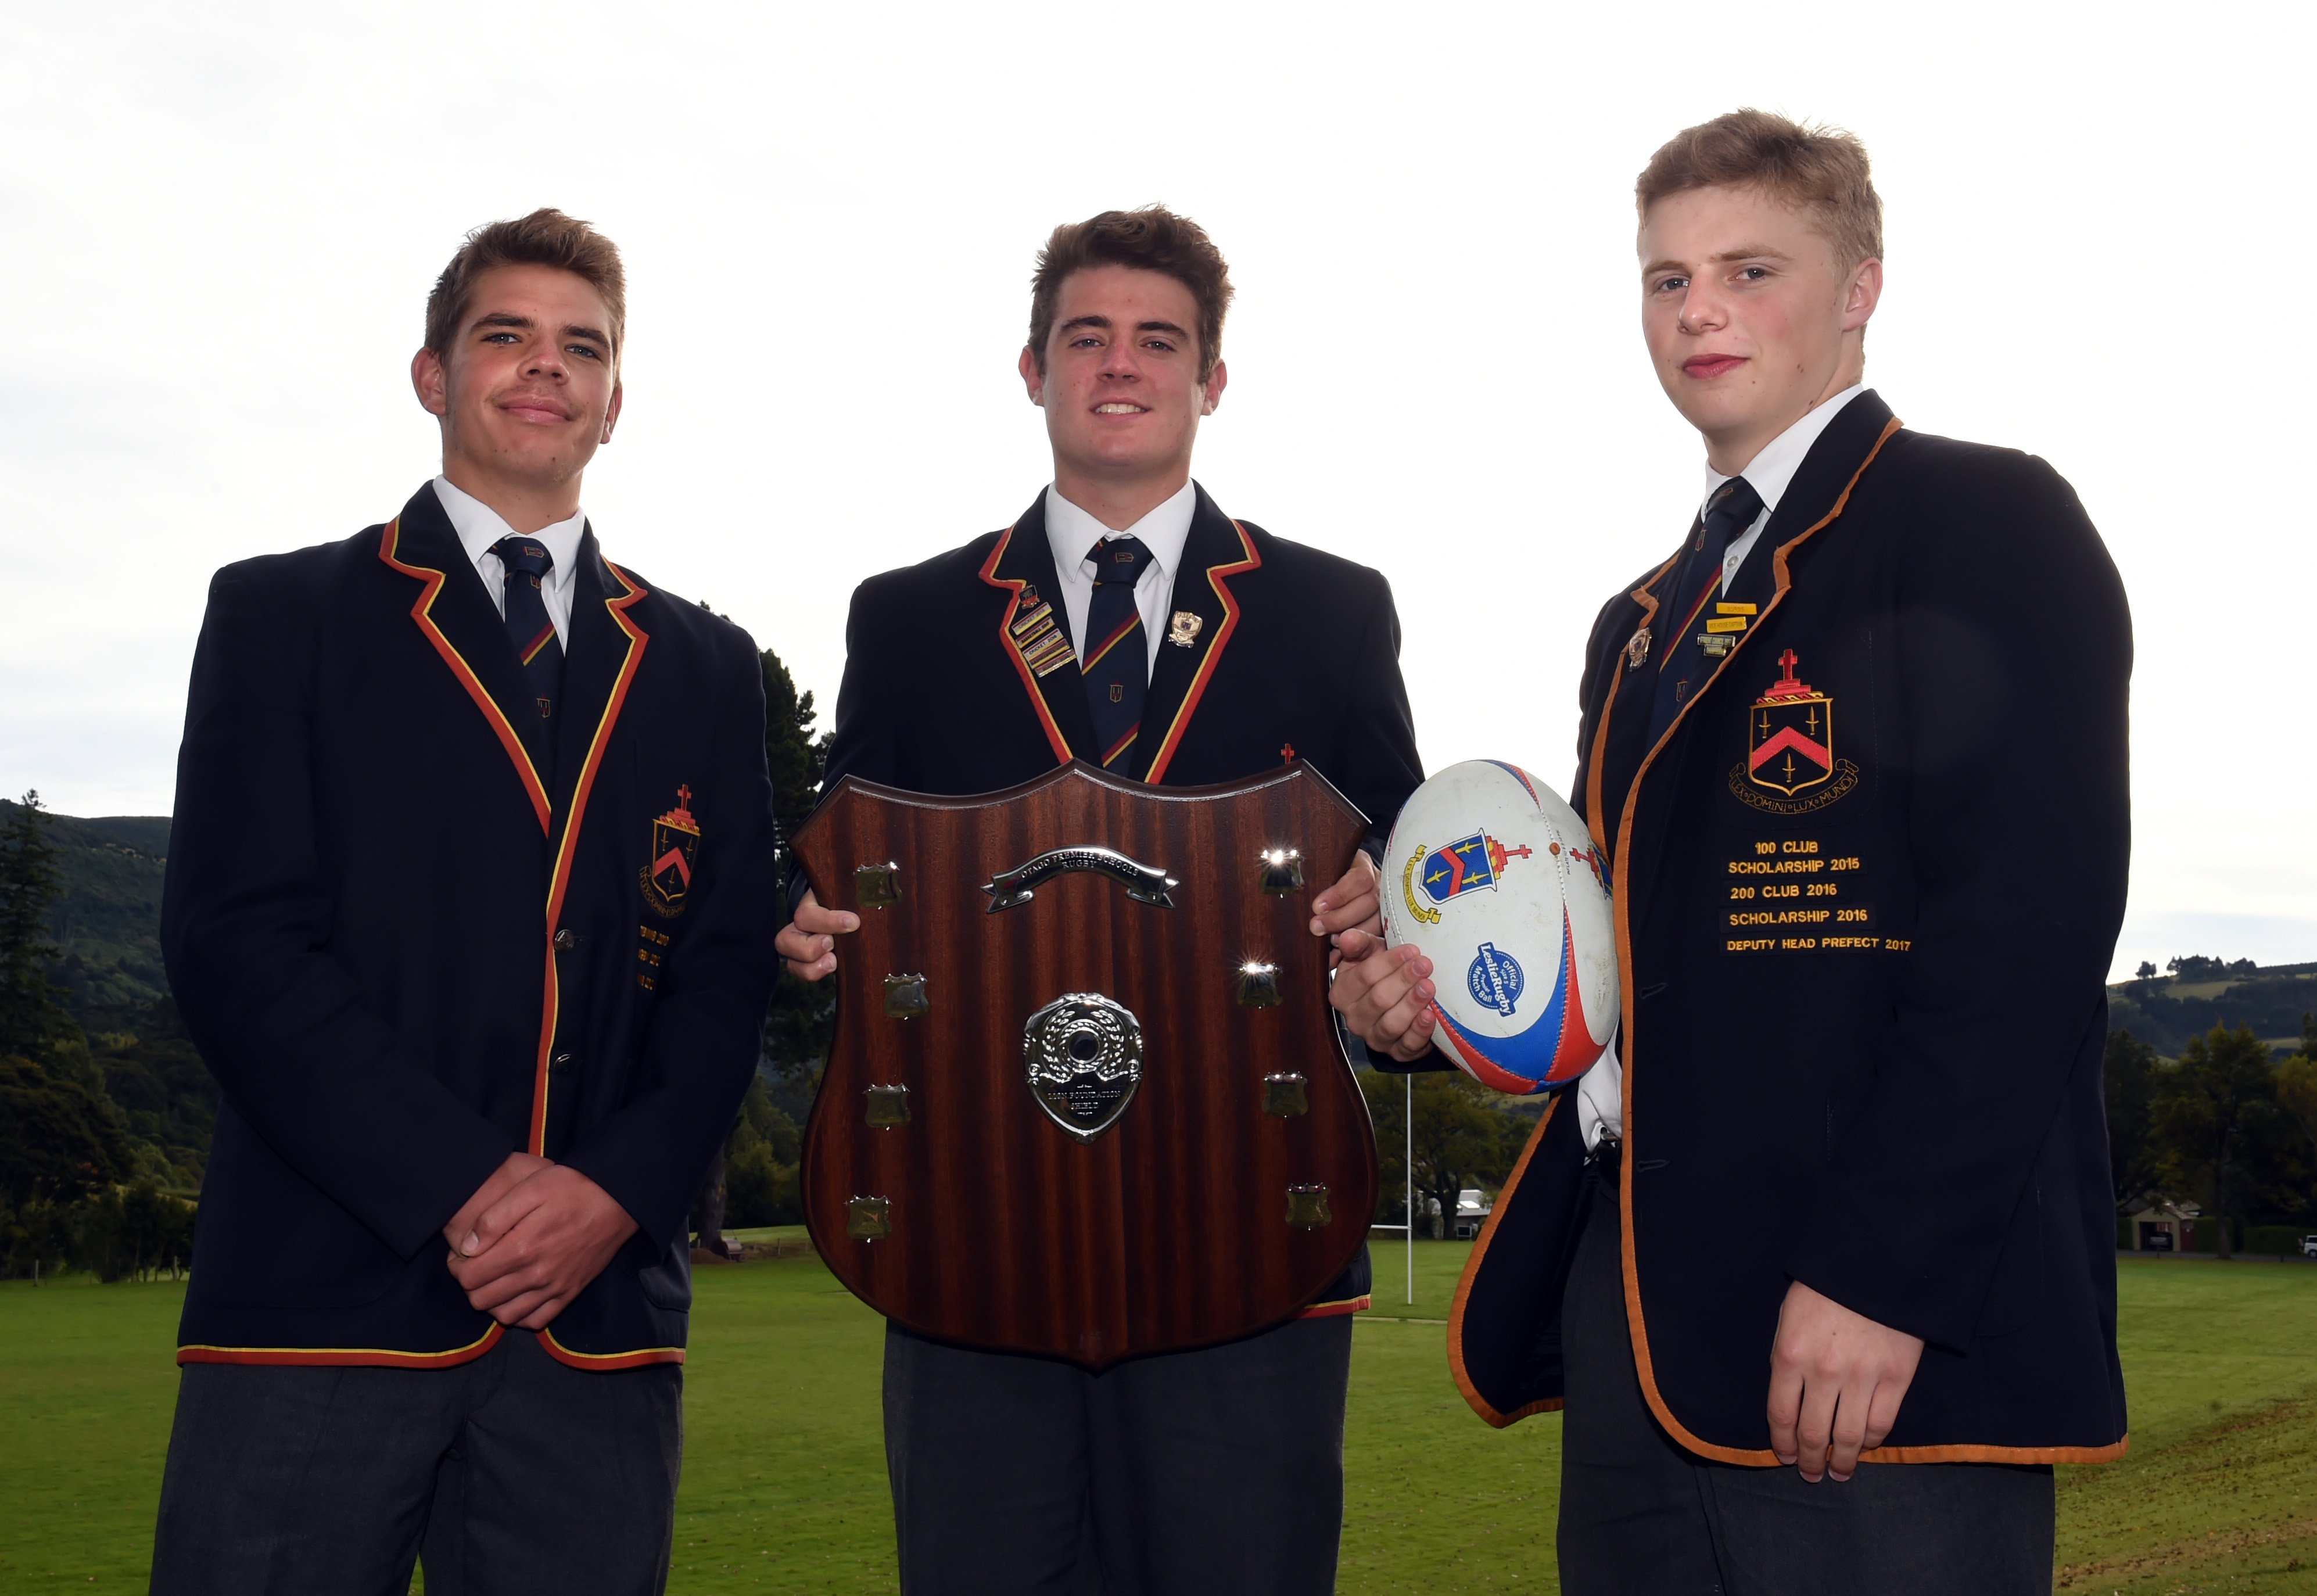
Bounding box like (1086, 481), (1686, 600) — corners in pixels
(795, 760), (1378, 1368)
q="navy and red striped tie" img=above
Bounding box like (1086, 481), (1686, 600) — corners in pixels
(490, 536), (564, 733)
(1081, 536), (1153, 772)
(1646, 476), (1762, 744)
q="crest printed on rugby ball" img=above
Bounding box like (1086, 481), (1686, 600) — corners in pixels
(1382, 761), (1618, 1096)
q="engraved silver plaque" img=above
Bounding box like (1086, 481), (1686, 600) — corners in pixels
(1257, 848), (1304, 895)
(856, 862), (901, 909)
(1261, 1073), (1308, 1117)
(1236, 960), (1282, 1008)
(985, 846), (1179, 912)
(865, 1083), (910, 1127)
(1024, 993), (1144, 1142)
(847, 1196), (892, 1239)
(884, 974), (928, 1018)
(1286, 1184), (1333, 1228)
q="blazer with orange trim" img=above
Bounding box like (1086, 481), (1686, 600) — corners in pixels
(821, 485), (1421, 834)
(163, 483), (782, 1370)
(1450, 392), (2135, 1462)
(816, 483), (1426, 1314)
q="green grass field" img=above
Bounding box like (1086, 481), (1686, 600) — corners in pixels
(5, 1244), (2315, 1593)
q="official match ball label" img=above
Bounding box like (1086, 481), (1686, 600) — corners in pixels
(1466, 942), (1524, 1017)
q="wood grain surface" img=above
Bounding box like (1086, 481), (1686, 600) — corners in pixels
(794, 760), (1378, 1368)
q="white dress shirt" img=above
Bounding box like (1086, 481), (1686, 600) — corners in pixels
(1575, 382), (1867, 1151)
(431, 476), (587, 648)
(1042, 480), (1200, 677)
(1705, 382), (1866, 594)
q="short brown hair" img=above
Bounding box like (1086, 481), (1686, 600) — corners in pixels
(1028, 206), (1233, 382)
(1636, 110), (1883, 270)
(424, 208), (627, 364)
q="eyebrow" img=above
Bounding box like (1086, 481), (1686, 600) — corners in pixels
(1058, 314), (1192, 341)
(1641, 243), (1795, 278)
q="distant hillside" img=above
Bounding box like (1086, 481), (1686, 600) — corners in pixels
(0, 800), (171, 1027)
(2107, 962), (2317, 1059)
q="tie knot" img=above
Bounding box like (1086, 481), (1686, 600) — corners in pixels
(1703, 477), (1764, 542)
(1088, 536), (1153, 587)
(490, 536), (555, 584)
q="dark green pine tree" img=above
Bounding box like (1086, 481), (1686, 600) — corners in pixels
(686, 626), (839, 1246)
(758, 645), (837, 1085)
(0, 792), (80, 1063)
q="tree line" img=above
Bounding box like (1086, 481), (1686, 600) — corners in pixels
(0, 793), (199, 1281)
(2106, 1017), (2317, 1256)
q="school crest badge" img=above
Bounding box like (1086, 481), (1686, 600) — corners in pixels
(1400, 831), (1534, 925)
(1747, 650), (1834, 796)
(640, 786), (701, 918)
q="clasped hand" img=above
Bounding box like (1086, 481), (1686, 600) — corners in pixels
(442, 1152), (638, 1332)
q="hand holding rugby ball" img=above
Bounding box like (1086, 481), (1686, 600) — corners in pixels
(1378, 760), (1619, 1095)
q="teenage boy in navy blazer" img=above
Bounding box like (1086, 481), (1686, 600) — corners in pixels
(150, 210), (783, 1596)
(1333, 112), (2132, 1594)
(776, 206), (1423, 1595)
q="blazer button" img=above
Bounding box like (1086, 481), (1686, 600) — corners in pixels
(550, 1052), (576, 1076)
(553, 929), (577, 952)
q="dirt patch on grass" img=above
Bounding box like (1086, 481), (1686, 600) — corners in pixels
(2057, 1390), (2317, 1590)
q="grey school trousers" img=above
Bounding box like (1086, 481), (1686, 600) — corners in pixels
(149, 1326), (683, 1596)
(1556, 1153), (2056, 1595)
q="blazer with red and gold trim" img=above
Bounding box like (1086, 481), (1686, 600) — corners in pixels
(163, 483), (782, 1370)
(1449, 391), (2135, 1462)
(816, 483), (1426, 1315)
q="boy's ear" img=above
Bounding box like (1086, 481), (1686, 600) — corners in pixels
(1841, 258), (1884, 333)
(411, 347), (450, 418)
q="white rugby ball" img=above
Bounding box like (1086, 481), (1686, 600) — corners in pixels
(1379, 761), (1618, 1095)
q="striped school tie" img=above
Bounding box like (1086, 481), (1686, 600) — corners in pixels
(1081, 536), (1154, 772)
(489, 536), (565, 732)
(1646, 476), (1763, 744)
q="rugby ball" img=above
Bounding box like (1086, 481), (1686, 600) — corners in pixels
(1379, 761), (1617, 1095)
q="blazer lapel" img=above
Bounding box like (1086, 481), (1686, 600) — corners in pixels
(980, 493), (1100, 765)
(1136, 484), (1258, 784)
(548, 530), (651, 835)
(375, 485), (554, 833)
(1609, 390), (1904, 923)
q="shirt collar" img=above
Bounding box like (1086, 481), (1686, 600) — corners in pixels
(1043, 478), (1200, 584)
(432, 475), (586, 593)
(1700, 382), (1867, 517)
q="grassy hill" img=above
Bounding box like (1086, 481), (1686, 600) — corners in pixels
(2108, 963), (2317, 1059)
(0, 799), (173, 1029)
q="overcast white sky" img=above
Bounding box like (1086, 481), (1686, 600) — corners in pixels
(3, 2), (2309, 981)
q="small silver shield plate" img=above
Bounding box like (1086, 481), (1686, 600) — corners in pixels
(1024, 993), (1144, 1143)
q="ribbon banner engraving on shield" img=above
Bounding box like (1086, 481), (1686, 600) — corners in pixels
(1024, 992), (1145, 1142)
(640, 786), (701, 918)
(1748, 651), (1835, 797)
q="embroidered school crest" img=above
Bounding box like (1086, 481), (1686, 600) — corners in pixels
(1400, 831), (1535, 924)
(1747, 650), (1835, 796)
(640, 786), (701, 918)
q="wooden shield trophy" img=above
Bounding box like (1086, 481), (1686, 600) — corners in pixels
(793, 760), (1378, 1369)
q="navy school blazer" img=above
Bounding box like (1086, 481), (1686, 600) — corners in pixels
(817, 483), (1427, 1315)
(163, 483), (782, 1369)
(1449, 392), (2135, 1462)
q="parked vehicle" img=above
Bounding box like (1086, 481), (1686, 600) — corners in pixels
(2300, 1235), (2317, 1259)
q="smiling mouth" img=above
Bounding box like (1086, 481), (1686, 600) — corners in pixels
(1683, 355), (1747, 379)
(500, 394), (573, 423)
(1092, 403), (1149, 415)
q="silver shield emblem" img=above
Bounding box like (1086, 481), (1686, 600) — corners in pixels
(1024, 993), (1144, 1142)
